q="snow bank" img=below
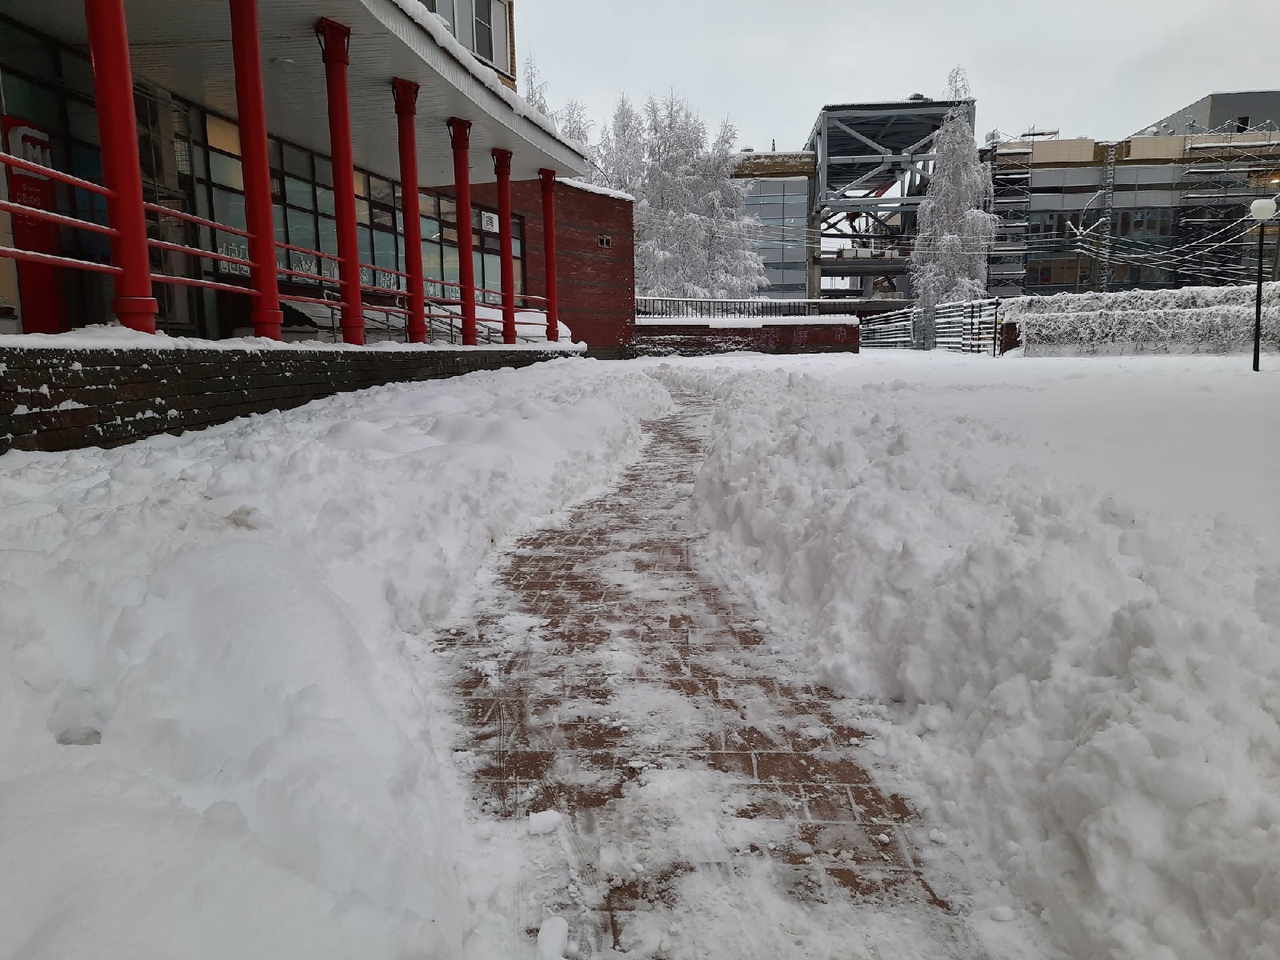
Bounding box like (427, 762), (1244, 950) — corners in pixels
(0, 322), (584, 352)
(1003, 282), (1280, 356)
(0, 359), (671, 958)
(647, 355), (1280, 960)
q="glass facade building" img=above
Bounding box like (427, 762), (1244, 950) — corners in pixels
(743, 176), (810, 298)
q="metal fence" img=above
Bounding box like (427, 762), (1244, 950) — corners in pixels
(635, 297), (864, 319)
(860, 299), (1002, 354)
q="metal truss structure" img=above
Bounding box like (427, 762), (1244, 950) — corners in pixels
(806, 99), (972, 299)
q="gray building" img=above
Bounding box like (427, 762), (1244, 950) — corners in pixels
(986, 91), (1280, 297)
(734, 151), (815, 299)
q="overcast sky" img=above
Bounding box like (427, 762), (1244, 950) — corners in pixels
(513, 0), (1280, 151)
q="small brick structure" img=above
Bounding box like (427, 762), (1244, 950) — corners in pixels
(0, 345), (568, 455)
(633, 321), (860, 357)
(470, 179), (636, 358)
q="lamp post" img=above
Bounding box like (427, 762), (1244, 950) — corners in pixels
(1250, 197), (1277, 372)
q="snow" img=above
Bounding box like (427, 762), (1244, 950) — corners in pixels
(384, 0), (584, 161)
(1003, 281), (1280, 356)
(0, 358), (670, 958)
(0, 323), (585, 353)
(643, 351), (1280, 960)
(559, 178), (636, 203)
(4, 348), (1279, 959)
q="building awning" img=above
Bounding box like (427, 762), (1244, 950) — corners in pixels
(7, 0), (588, 186)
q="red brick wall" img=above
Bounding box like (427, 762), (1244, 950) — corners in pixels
(471, 180), (635, 353)
(633, 323), (860, 356)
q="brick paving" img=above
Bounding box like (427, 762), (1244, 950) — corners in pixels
(440, 398), (968, 957)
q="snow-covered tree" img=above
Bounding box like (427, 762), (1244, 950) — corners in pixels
(597, 92), (766, 298)
(524, 74), (766, 299)
(909, 72), (997, 339)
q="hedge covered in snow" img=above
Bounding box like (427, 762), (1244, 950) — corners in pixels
(1001, 282), (1280, 356)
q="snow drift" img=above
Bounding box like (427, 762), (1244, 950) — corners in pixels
(648, 357), (1280, 960)
(0, 359), (670, 959)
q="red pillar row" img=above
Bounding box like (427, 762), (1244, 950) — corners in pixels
(492, 149), (516, 345)
(230, 0), (282, 340)
(316, 17), (364, 345)
(84, 0), (158, 333)
(539, 169), (560, 343)
(393, 78), (426, 344)
(448, 118), (478, 347)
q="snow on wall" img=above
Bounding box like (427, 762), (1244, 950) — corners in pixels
(1002, 282), (1280, 356)
(647, 357), (1280, 960)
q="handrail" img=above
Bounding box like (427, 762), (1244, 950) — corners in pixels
(0, 244), (121, 274)
(151, 273), (259, 295)
(0, 198), (117, 237)
(0, 152), (112, 196)
(147, 237), (253, 269)
(279, 240), (340, 262)
(143, 202), (252, 239)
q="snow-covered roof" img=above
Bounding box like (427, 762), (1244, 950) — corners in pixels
(560, 179), (635, 204)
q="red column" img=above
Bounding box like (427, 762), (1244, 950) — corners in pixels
(538, 168), (560, 343)
(394, 78), (426, 344)
(84, 0), (157, 333)
(316, 18), (363, 345)
(492, 149), (516, 345)
(230, 0), (282, 340)
(448, 117), (477, 346)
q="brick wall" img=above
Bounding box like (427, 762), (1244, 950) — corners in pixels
(633, 323), (860, 357)
(471, 180), (635, 357)
(0, 347), (563, 455)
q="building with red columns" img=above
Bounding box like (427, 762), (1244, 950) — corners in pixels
(0, 1), (635, 353)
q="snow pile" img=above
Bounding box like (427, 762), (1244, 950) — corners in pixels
(1003, 281), (1280, 356)
(649, 356), (1280, 960)
(0, 321), (583, 352)
(0, 359), (669, 958)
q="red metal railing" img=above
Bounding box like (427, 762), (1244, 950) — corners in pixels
(0, 150), (124, 278)
(2, 151), (550, 346)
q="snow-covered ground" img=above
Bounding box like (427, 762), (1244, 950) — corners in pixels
(2, 350), (1277, 959)
(0, 359), (669, 958)
(646, 351), (1280, 960)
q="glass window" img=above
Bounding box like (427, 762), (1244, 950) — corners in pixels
(358, 225), (374, 267)
(372, 205), (395, 229)
(314, 156), (334, 188)
(373, 230), (399, 287)
(354, 171), (369, 198)
(423, 241), (444, 294)
(474, 0), (494, 61)
(285, 176), (313, 209)
(209, 151), (244, 190)
(420, 192), (440, 218)
(206, 115), (241, 155)
(428, 0), (455, 30)
(355, 198), (371, 224)
(370, 176), (394, 206)
(317, 186), (336, 217)
(287, 206), (317, 251)
(422, 217), (442, 243)
(268, 138), (283, 169)
(483, 252), (501, 299)
(282, 143), (311, 179)
(440, 196), (457, 223)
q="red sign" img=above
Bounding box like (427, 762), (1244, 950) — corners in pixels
(2, 117), (64, 333)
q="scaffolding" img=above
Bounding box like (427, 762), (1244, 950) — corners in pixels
(1176, 122), (1280, 286)
(987, 135), (1032, 298)
(806, 98), (971, 301)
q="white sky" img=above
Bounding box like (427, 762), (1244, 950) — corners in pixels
(513, 0), (1280, 150)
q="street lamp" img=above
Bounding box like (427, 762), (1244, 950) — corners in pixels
(1250, 197), (1277, 372)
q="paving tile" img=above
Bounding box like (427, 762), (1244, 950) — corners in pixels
(437, 398), (957, 951)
